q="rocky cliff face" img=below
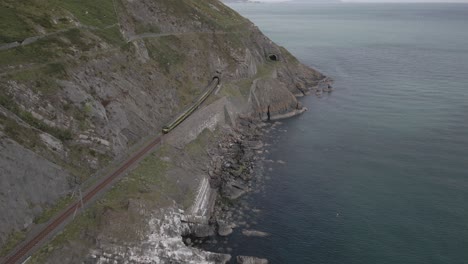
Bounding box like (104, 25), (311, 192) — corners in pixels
(0, 0), (324, 262)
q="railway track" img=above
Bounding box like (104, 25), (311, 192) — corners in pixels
(163, 77), (219, 133)
(2, 77), (220, 264)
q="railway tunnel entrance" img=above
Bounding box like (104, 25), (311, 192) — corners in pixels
(268, 54), (279, 61)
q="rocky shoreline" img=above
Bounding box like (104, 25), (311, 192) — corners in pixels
(180, 115), (308, 263)
(180, 116), (267, 262)
(181, 76), (334, 263)
(82, 116), (282, 264)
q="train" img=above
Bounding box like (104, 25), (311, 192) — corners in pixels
(162, 76), (220, 134)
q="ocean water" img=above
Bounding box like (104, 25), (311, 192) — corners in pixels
(219, 3), (468, 264)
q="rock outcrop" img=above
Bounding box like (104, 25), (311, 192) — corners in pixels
(89, 209), (231, 264)
(237, 256), (269, 264)
(241, 229), (270, 237)
(0, 137), (71, 246)
(250, 78), (306, 120)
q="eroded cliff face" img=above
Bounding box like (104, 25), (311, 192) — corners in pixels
(0, 0), (325, 262)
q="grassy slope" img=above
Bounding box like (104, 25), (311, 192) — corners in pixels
(28, 134), (215, 263)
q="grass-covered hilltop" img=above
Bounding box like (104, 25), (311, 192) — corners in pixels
(0, 0), (325, 263)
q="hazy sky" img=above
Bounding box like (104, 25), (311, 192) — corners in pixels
(341, 0), (468, 2)
(255, 0), (468, 2)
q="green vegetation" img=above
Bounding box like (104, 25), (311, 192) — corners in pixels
(7, 63), (67, 95)
(0, 0), (124, 69)
(28, 143), (194, 262)
(0, 92), (73, 141)
(99, 143), (196, 211)
(184, 128), (217, 158)
(23, 121), (218, 262)
(92, 26), (125, 46)
(185, 134), (208, 158)
(134, 23), (161, 35)
(17, 111), (72, 141)
(0, 5), (35, 44)
(26, 129), (219, 260)
(33, 195), (75, 224)
(175, 79), (200, 109)
(1, 0), (118, 36)
(0, 230), (27, 257)
(230, 62), (277, 97)
(0, 112), (42, 149)
(219, 83), (243, 98)
(62, 28), (94, 51)
(189, 0), (246, 29)
(279, 46), (300, 64)
(68, 145), (111, 183)
(0, 139), (144, 258)
(0, 27), (102, 68)
(146, 36), (185, 73)
(0, 0), (106, 44)
(58, 0), (118, 28)
(0, 37), (62, 67)
(0, 0), (71, 44)
(0, 113), (92, 185)
(232, 164), (246, 177)
(100, 151), (171, 209)
(28, 207), (99, 264)
(160, 0), (247, 30)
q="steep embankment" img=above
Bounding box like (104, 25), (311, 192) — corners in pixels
(0, 0), (325, 262)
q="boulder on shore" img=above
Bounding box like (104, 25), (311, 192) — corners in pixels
(191, 223), (216, 237)
(241, 229), (269, 237)
(218, 223), (234, 236)
(237, 255), (269, 264)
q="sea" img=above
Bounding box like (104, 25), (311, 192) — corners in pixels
(206, 2), (468, 264)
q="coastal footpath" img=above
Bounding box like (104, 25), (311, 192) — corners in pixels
(0, 0), (327, 262)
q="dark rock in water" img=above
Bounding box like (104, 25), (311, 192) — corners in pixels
(323, 84), (333, 92)
(241, 229), (269, 237)
(238, 118), (252, 127)
(206, 253), (232, 263)
(244, 141), (264, 150)
(223, 185), (247, 200)
(243, 150), (255, 161)
(218, 223), (234, 236)
(236, 255), (269, 264)
(191, 224), (216, 237)
(222, 180), (248, 200)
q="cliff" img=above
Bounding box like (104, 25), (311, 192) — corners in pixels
(0, 0), (325, 262)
